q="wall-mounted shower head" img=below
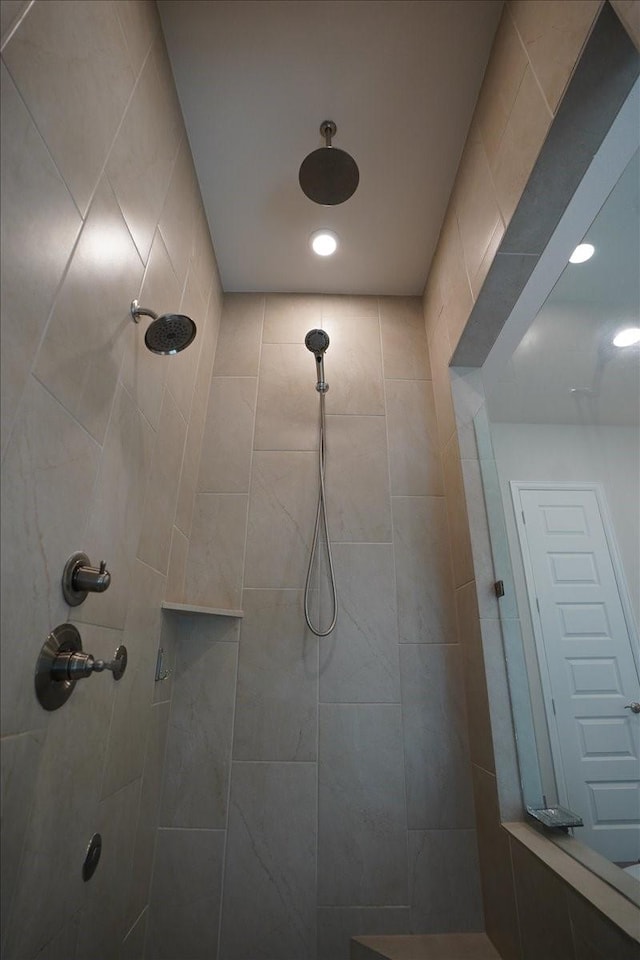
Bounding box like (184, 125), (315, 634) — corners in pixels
(305, 328), (330, 357)
(130, 300), (196, 355)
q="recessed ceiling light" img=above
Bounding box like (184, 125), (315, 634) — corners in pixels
(569, 243), (595, 264)
(612, 326), (640, 348)
(310, 230), (338, 256)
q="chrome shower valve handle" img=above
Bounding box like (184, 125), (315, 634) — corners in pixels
(35, 623), (127, 711)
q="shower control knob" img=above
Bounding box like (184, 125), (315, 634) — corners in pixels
(35, 624), (127, 711)
(62, 552), (111, 606)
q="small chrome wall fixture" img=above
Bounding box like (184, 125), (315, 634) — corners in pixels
(62, 552), (111, 606)
(130, 299), (197, 355)
(35, 623), (127, 711)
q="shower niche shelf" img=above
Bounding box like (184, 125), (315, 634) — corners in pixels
(161, 601), (244, 619)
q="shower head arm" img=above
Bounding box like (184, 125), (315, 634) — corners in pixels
(130, 300), (158, 324)
(320, 120), (336, 147)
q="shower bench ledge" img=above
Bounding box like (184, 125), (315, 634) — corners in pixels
(161, 601), (244, 618)
(350, 933), (500, 960)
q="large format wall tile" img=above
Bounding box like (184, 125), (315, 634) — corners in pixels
(198, 377), (257, 492)
(220, 762), (317, 959)
(137, 390), (187, 575)
(456, 583), (496, 775)
(244, 451), (317, 588)
(33, 178), (145, 445)
(317, 907), (410, 960)
(107, 40), (183, 264)
(386, 379), (442, 496)
(0, 62), (82, 459)
(2, 0), (136, 214)
(379, 296), (430, 380)
(319, 544), (400, 704)
(0, 376), (101, 736)
(164, 263), (207, 422)
(160, 631), (237, 828)
(408, 829), (483, 933)
(254, 342), (318, 450)
(158, 138), (199, 290)
(325, 415), (392, 543)
(392, 497), (457, 644)
(318, 704), (408, 906)
(233, 589), (317, 761)
(263, 293), (323, 342)
(319, 312), (385, 416)
(510, 838), (576, 960)
(399, 644), (475, 829)
(148, 828), (225, 960)
(212, 294), (264, 376)
(185, 493), (248, 607)
(74, 383), (156, 631)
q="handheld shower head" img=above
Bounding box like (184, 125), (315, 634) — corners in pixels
(305, 328), (330, 357)
(305, 329), (330, 393)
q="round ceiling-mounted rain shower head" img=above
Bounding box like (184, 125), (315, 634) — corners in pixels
(299, 121), (359, 206)
(130, 300), (197, 356)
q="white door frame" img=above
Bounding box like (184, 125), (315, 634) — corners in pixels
(510, 479), (640, 809)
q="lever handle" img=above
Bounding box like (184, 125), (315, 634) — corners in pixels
(50, 645), (127, 683)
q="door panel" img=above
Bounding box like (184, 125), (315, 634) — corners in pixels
(513, 483), (640, 863)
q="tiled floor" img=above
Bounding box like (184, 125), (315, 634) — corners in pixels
(351, 932), (501, 960)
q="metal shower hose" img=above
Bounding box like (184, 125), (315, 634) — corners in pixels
(304, 390), (337, 636)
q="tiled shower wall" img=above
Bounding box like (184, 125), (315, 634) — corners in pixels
(150, 294), (483, 959)
(1, 2), (221, 957)
(421, 2), (639, 959)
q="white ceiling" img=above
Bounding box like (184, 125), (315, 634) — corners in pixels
(157, 0), (503, 295)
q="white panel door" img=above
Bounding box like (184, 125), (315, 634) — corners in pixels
(512, 482), (640, 863)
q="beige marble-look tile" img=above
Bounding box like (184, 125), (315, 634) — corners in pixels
(510, 0), (601, 114)
(174, 310), (216, 537)
(423, 272), (444, 347)
(160, 632), (237, 827)
(234, 589), (318, 760)
(0, 728), (45, 952)
(317, 907), (410, 960)
(429, 314), (457, 451)
(319, 544), (400, 704)
(263, 293), (323, 342)
(435, 212), (474, 355)
(254, 342), (318, 450)
(74, 383), (155, 631)
(213, 293), (264, 376)
(1, 0), (30, 47)
(321, 295), (379, 322)
(457, 583), (496, 775)
(386, 380), (442, 496)
(126, 700), (170, 927)
(189, 202), (218, 309)
(121, 231), (179, 430)
(101, 559), (165, 800)
(492, 65), (553, 227)
(0, 62), (82, 459)
(400, 645), (475, 830)
(454, 125), (504, 288)
(325, 415), (392, 543)
(137, 391), (187, 575)
(167, 265), (205, 423)
(120, 908), (147, 960)
(2, 0), (135, 214)
(611, 0), (640, 50)
(408, 830), (483, 932)
(185, 493), (248, 607)
(470, 217), (506, 302)
(320, 312), (385, 416)
(114, 0), (159, 78)
(442, 436), (474, 589)
(472, 766), (521, 960)
(0, 376), (101, 736)
(107, 39), (183, 264)
(379, 296), (431, 381)
(165, 525), (188, 601)
(475, 7), (529, 169)
(392, 497), (457, 645)
(244, 451), (317, 588)
(567, 887), (639, 960)
(198, 376), (257, 493)
(510, 837), (576, 960)
(157, 137), (199, 290)
(3, 623), (118, 959)
(33, 178), (144, 445)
